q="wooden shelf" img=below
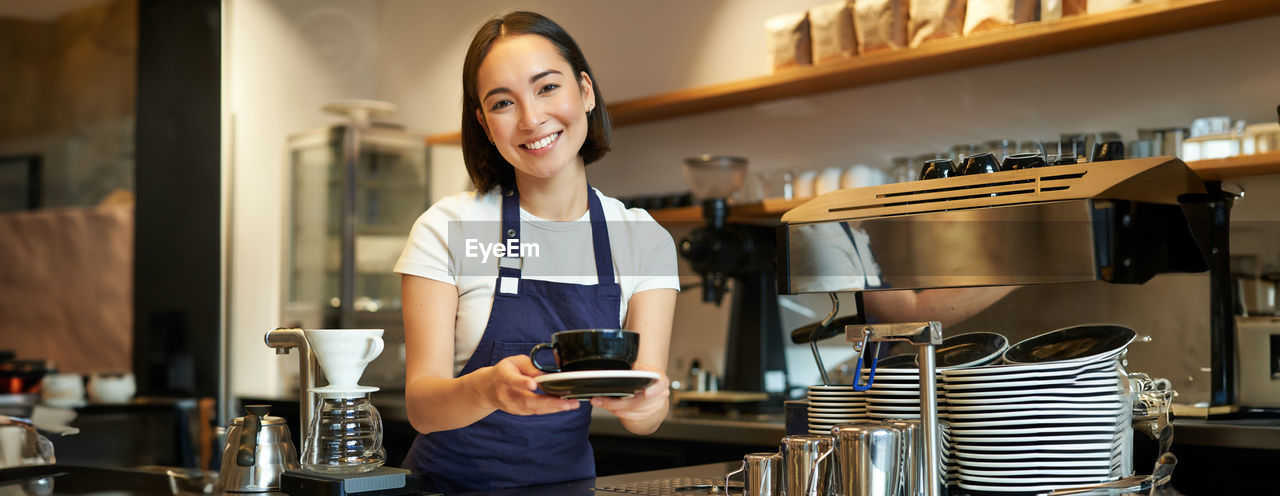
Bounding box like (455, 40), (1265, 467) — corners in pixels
(1187, 151), (1280, 181)
(426, 0), (1277, 145)
(650, 197), (807, 224)
(649, 152), (1280, 223)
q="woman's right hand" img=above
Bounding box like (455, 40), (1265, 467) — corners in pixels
(475, 355), (580, 415)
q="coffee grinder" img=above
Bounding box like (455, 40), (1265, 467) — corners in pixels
(677, 156), (788, 398)
(266, 328), (425, 496)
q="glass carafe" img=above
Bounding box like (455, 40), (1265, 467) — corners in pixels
(302, 392), (385, 473)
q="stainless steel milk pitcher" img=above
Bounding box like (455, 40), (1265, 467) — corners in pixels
(832, 423), (903, 496)
(782, 434), (835, 496)
(725, 451), (782, 496)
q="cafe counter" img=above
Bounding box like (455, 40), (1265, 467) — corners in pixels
(0, 461), (739, 495)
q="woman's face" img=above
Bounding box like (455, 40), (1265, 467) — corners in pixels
(475, 34), (595, 184)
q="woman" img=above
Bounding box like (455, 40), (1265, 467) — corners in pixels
(393, 11), (678, 493)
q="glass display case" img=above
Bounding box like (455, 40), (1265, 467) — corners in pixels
(284, 102), (429, 388)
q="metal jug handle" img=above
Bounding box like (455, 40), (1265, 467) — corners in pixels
(236, 405), (270, 467)
(724, 460), (745, 495)
(806, 446), (833, 496)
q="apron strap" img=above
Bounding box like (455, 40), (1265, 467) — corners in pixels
(586, 185), (615, 286)
(498, 184), (615, 288)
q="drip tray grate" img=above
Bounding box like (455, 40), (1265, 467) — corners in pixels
(595, 477), (741, 495)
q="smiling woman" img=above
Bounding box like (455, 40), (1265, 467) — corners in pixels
(392, 11), (679, 495)
(459, 13), (612, 199)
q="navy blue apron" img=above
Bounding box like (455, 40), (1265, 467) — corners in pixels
(403, 184), (621, 494)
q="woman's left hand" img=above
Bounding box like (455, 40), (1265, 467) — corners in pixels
(590, 364), (670, 435)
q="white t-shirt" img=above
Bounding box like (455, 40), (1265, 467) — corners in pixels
(394, 187), (680, 374)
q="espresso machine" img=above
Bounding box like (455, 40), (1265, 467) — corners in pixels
(777, 155), (1234, 495)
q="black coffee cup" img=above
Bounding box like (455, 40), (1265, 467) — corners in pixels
(918, 158), (956, 180)
(1091, 140), (1125, 162)
(1002, 152), (1047, 170)
(529, 329), (639, 373)
(958, 152), (1001, 175)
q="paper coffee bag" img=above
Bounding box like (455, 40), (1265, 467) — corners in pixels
(765, 10), (813, 71)
(810, 0), (857, 64)
(909, 0), (965, 48)
(854, 0), (909, 54)
(964, 0), (1039, 35)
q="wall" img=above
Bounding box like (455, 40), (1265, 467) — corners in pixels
(224, 0), (382, 396)
(225, 0), (1280, 399)
(0, 0), (136, 207)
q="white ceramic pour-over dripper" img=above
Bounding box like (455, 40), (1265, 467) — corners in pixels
(303, 329), (384, 390)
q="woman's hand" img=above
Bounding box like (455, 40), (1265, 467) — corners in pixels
(589, 364), (670, 435)
(474, 355), (581, 416)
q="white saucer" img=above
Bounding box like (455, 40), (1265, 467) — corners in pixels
(534, 370), (659, 399)
(310, 385), (379, 395)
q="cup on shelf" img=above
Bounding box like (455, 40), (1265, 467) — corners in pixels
(815, 166), (845, 196)
(1002, 152), (1046, 170)
(87, 372), (136, 405)
(793, 170), (818, 199)
(949, 143), (979, 164)
(919, 159), (956, 180)
(1092, 140), (1126, 162)
(758, 169), (796, 200)
(41, 373), (85, 408)
(958, 152), (1001, 175)
(1128, 140), (1155, 158)
(983, 139), (1017, 161)
(889, 156), (915, 183)
(1016, 140), (1044, 155)
(841, 164), (885, 190)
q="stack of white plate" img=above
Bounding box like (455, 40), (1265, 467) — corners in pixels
(865, 333), (1008, 421)
(806, 384), (867, 435)
(942, 324), (1137, 494)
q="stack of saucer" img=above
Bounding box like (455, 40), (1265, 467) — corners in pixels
(806, 384), (867, 435)
(941, 325), (1137, 494)
(865, 333), (1008, 421)
(865, 366), (937, 421)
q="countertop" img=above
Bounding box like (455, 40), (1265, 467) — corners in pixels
(261, 391), (1280, 450)
(361, 391), (788, 446)
(0, 461), (739, 496)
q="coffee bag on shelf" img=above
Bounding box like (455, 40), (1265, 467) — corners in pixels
(908, 0), (965, 48)
(854, 0), (908, 54)
(810, 0), (857, 64)
(964, 0), (1039, 35)
(765, 10), (813, 71)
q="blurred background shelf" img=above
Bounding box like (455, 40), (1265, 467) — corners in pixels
(426, 0), (1276, 145)
(649, 152), (1280, 224)
(1189, 151), (1280, 181)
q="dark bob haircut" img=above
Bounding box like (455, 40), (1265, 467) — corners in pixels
(461, 11), (612, 193)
